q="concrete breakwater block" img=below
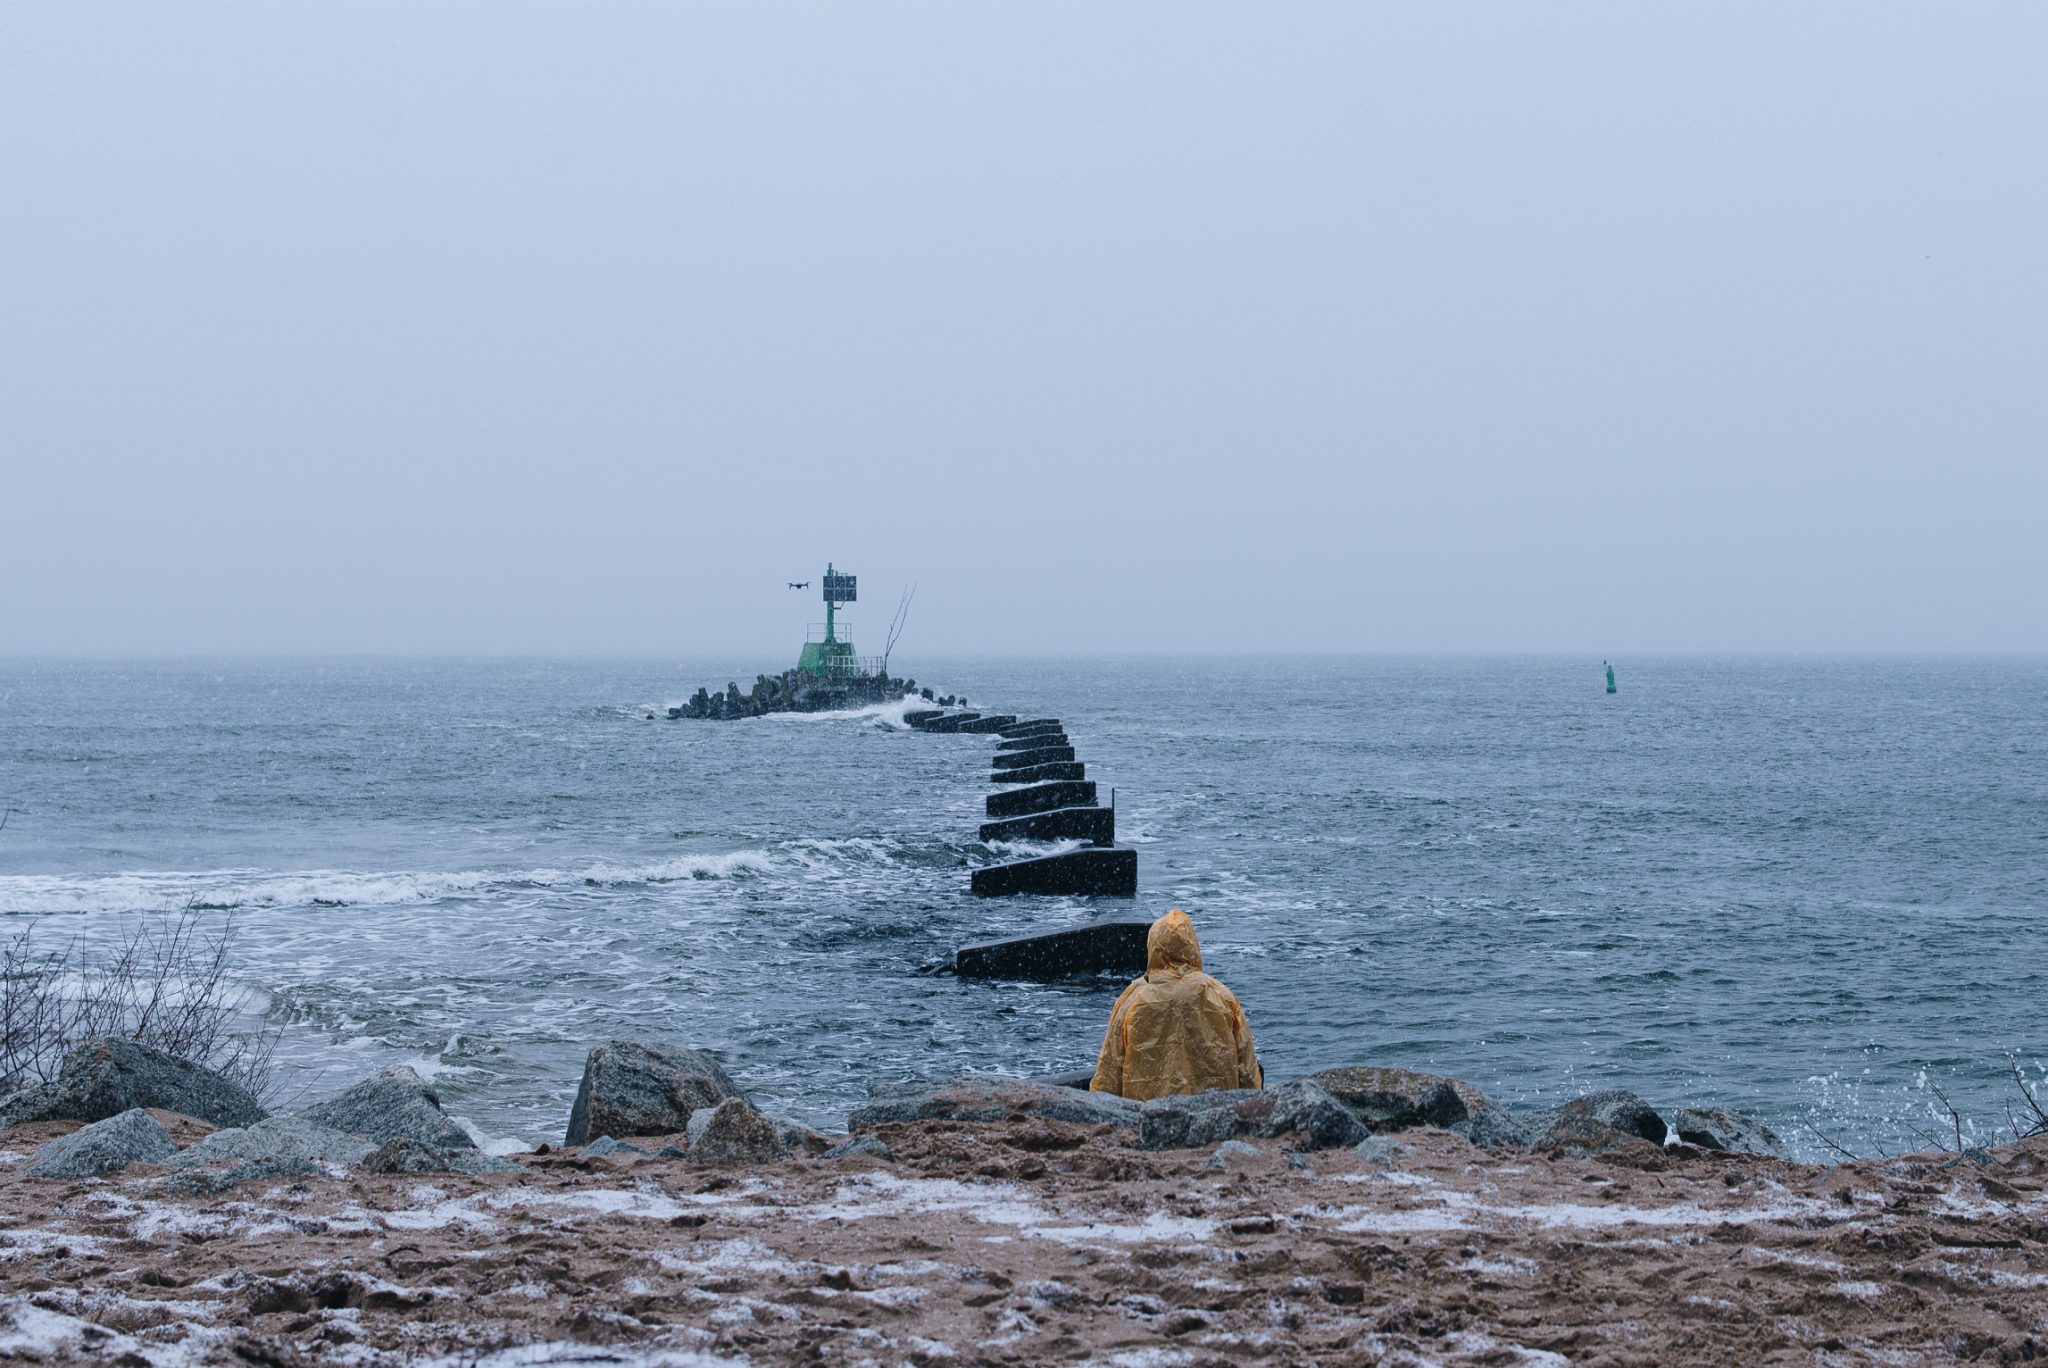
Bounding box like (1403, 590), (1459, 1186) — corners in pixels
(990, 761), (1086, 785)
(952, 714), (1018, 733)
(970, 846), (1137, 898)
(997, 731), (1068, 752)
(955, 912), (1150, 975)
(915, 712), (981, 732)
(997, 719), (1061, 739)
(986, 780), (1096, 818)
(993, 745), (1075, 769)
(903, 709), (944, 727)
(978, 805), (1115, 845)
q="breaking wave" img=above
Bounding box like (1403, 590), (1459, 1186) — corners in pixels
(0, 851), (777, 917)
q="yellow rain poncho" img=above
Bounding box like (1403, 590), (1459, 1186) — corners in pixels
(1089, 909), (1261, 1101)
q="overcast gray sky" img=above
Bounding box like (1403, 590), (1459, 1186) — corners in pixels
(2, 4), (2042, 657)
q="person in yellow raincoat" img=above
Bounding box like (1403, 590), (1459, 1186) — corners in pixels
(1089, 909), (1261, 1101)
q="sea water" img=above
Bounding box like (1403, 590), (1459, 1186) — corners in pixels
(1, 655), (2042, 1157)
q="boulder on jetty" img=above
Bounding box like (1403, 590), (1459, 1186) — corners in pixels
(969, 846), (1137, 898)
(672, 670), (920, 721)
(565, 1040), (744, 1147)
(24, 1108), (177, 1179)
(0, 1037), (267, 1131)
(990, 761), (1085, 785)
(1303, 1064), (1530, 1148)
(986, 780), (1096, 818)
(298, 1065), (476, 1151)
(979, 805), (1115, 846)
(1137, 1080), (1368, 1152)
(954, 916), (1150, 976)
(848, 1076), (1141, 1131)
(1672, 1105), (1786, 1157)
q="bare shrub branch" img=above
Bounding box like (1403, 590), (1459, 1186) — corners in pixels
(0, 907), (278, 1102)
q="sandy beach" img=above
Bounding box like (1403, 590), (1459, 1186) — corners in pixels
(5, 1112), (2045, 1366)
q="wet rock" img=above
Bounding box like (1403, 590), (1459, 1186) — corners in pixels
(1672, 1106), (1786, 1157)
(364, 1137), (524, 1175)
(564, 1040), (744, 1147)
(1138, 1081), (1368, 1152)
(770, 1116), (832, 1157)
(297, 1066), (475, 1151)
(1535, 1090), (1668, 1155)
(1207, 1139), (1262, 1169)
(579, 1136), (652, 1158)
(1302, 1064), (1527, 1147)
(24, 1108), (176, 1179)
(0, 1038), (265, 1131)
(164, 1157), (324, 1195)
(1353, 1135), (1408, 1168)
(821, 1134), (894, 1162)
(686, 1099), (787, 1165)
(166, 1116), (376, 1170)
(848, 1077), (1141, 1131)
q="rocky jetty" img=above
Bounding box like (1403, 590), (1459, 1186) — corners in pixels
(668, 670), (929, 720)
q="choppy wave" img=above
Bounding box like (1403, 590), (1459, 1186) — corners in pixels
(0, 851), (777, 916)
(761, 695), (929, 728)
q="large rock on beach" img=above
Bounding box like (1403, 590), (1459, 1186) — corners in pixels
(0, 1038), (265, 1131)
(165, 1116), (377, 1170)
(24, 1108), (177, 1179)
(686, 1099), (788, 1165)
(1533, 1089), (1669, 1156)
(565, 1040), (744, 1147)
(848, 1077), (1141, 1132)
(297, 1066), (475, 1151)
(1138, 1081), (1368, 1152)
(1303, 1064), (1530, 1148)
(363, 1138), (523, 1176)
(1672, 1106), (1786, 1157)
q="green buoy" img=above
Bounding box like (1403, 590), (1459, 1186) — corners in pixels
(1605, 661), (1617, 695)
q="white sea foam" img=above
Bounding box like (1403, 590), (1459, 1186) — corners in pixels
(0, 852), (774, 916)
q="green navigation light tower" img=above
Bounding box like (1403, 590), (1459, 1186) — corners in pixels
(797, 565), (859, 678)
(1605, 661), (1617, 694)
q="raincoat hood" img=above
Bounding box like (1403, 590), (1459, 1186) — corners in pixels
(1147, 909), (1203, 975)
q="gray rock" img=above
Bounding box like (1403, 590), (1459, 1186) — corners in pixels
(364, 1137), (525, 1175)
(687, 1098), (787, 1166)
(0, 1038), (265, 1131)
(1302, 1063), (1526, 1147)
(1286, 1152), (1314, 1171)
(165, 1116), (376, 1170)
(820, 1134), (894, 1162)
(1672, 1106), (1786, 1158)
(1138, 1081), (1368, 1152)
(1353, 1135), (1408, 1168)
(163, 1156), (324, 1195)
(769, 1115), (831, 1156)
(297, 1066), (475, 1151)
(24, 1108), (177, 1179)
(579, 1136), (651, 1158)
(1207, 1139), (1261, 1169)
(848, 1076), (1141, 1131)
(1536, 1090), (1668, 1155)
(564, 1040), (744, 1147)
